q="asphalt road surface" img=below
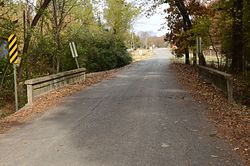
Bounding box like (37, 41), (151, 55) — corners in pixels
(0, 48), (244, 166)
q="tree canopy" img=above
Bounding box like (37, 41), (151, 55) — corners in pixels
(0, 0), (140, 108)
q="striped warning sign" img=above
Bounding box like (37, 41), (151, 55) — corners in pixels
(8, 34), (18, 64)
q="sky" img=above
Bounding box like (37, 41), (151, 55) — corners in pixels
(95, 0), (169, 37)
(133, 3), (169, 37)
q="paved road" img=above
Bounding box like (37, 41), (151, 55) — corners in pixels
(0, 49), (243, 166)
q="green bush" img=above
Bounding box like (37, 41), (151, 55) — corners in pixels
(70, 31), (132, 72)
(0, 58), (14, 107)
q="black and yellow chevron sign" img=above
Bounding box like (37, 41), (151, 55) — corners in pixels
(8, 34), (18, 64)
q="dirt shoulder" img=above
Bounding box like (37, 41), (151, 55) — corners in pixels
(170, 63), (250, 165)
(131, 49), (153, 62)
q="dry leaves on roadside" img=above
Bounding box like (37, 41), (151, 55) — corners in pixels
(170, 63), (250, 165)
(0, 67), (127, 134)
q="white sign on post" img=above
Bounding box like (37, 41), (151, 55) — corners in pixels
(139, 50), (143, 56)
(72, 42), (78, 58)
(69, 42), (80, 68)
(69, 42), (76, 58)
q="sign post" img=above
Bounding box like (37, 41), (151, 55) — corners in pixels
(69, 42), (80, 69)
(13, 64), (18, 111)
(199, 37), (202, 55)
(8, 34), (19, 111)
(209, 46), (213, 56)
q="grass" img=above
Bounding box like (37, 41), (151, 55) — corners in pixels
(131, 49), (153, 62)
(171, 52), (227, 67)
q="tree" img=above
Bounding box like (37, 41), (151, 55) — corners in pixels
(146, 0), (207, 65)
(213, 0), (250, 73)
(242, 0), (250, 74)
(0, 0), (137, 110)
(19, 0), (52, 80)
(51, 0), (78, 72)
(230, 0), (243, 73)
(138, 31), (151, 49)
(104, 0), (139, 38)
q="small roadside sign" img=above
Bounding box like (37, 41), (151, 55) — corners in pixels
(69, 42), (80, 69)
(72, 42), (78, 58)
(8, 34), (19, 111)
(139, 50), (143, 56)
(8, 34), (18, 64)
(69, 42), (79, 58)
(69, 42), (75, 58)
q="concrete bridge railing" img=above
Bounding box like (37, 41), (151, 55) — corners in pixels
(197, 65), (234, 103)
(25, 68), (86, 106)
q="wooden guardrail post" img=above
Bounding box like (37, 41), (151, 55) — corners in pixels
(227, 78), (234, 103)
(26, 84), (33, 106)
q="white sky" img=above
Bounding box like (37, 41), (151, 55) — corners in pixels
(133, 3), (169, 37)
(41, 0), (168, 37)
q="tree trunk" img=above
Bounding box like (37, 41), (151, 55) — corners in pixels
(208, 32), (219, 66)
(52, 0), (68, 73)
(198, 52), (206, 66)
(175, 0), (206, 65)
(162, 1), (207, 66)
(175, 1), (192, 28)
(193, 50), (197, 65)
(230, 0), (243, 73)
(18, 0), (52, 80)
(185, 48), (190, 64)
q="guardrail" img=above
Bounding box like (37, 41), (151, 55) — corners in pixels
(25, 68), (86, 106)
(197, 65), (234, 102)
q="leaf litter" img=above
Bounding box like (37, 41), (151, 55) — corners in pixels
(170, 63), (250, 165)
(0, 65), (131, 134)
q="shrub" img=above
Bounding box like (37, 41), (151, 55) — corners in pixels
(71, 31), (132, 72)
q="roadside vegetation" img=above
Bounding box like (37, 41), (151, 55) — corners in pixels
(0, 0), (140, 113)
(145, 0), (250, 163)
(171, 63), (250, 165)
(148, 0), (250, 107)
